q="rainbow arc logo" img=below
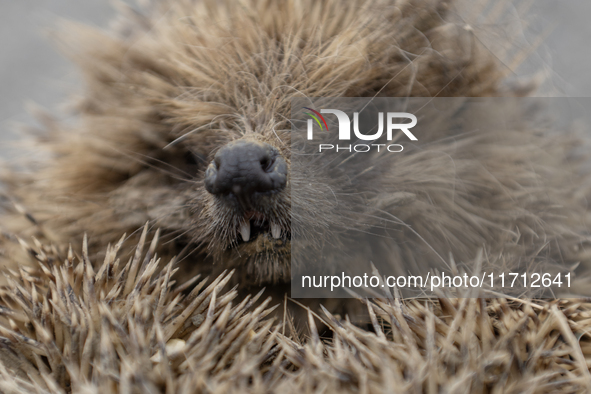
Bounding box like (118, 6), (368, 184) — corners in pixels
(303, 107), (328, 132)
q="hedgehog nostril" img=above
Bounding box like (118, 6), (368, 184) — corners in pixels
(260, 156), (275, 173)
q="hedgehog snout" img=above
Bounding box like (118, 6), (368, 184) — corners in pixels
(204, 140), (287, 198)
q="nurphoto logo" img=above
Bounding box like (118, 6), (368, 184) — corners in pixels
(304, 107), (418, 152)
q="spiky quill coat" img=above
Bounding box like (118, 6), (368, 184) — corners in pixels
(2, 0), (591, 392)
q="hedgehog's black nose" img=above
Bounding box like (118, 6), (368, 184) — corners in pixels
(204, 140), (287, 198)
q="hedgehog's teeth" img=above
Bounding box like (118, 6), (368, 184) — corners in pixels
(239, 221), (251, 242)
(271, 222), (281, 239)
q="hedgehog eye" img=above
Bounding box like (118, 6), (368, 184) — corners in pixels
(184, 151), (198, 166)
(184, 150), (207, 168)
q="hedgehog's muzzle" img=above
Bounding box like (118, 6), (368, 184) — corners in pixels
(204, 139), (287, 200)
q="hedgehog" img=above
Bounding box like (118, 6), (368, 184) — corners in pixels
(2, 0), (591, 318)
(2, 0), (591, 391)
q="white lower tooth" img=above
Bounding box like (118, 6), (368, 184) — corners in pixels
(271, 223), (281, 239)
(240, 221), (251, 242)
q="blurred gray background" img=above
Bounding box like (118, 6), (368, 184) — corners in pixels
(0, 1), (114, 158)
(0, 0), (590, 157)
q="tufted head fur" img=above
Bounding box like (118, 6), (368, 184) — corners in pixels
(2, 0), (591, 299)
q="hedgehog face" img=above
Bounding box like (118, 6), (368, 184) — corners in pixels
(94, 102), (298, 286)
